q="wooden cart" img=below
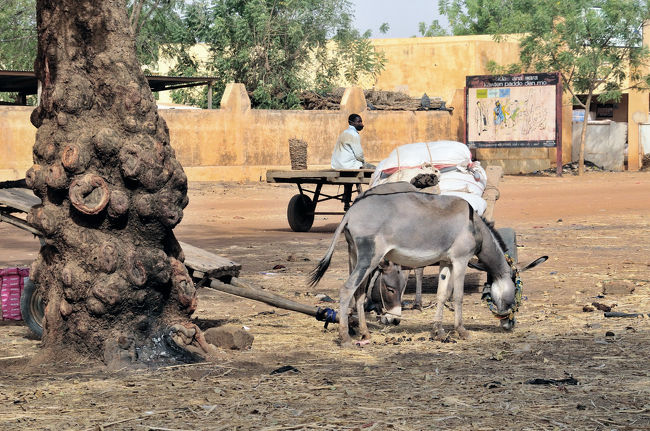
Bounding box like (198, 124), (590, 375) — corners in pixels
(266, 166), (518, 262)
(0, 187), (241, 336)
(1, 187), (344, 337)
(266, 168), (374, 232)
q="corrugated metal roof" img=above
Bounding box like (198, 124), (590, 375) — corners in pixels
(0, 70), (217, 95)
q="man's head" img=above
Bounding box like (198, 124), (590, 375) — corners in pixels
(348, 114), (364, 132)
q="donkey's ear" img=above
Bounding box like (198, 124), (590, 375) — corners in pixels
(378, 259), (390, 270)
(468, 259), (487, 272)
(520, 256), (548, 272)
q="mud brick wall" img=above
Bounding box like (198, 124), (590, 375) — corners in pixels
(1, 84), (563, 182)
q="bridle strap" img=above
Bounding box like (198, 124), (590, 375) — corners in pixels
(378, 274), (388, 314)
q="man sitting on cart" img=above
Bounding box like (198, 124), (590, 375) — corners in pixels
(331, 114), (375, 169)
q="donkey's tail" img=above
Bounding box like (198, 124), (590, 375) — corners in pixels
(308, 212), (350, 287)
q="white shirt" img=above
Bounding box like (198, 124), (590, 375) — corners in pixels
(331, 125), (365, 169)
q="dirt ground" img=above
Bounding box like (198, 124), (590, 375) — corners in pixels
(1, 171), (649, 430)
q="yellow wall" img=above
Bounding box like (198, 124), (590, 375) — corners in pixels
(163, 85), (459, 181)
(370, 35), (522, 103)
(153, 35), (523, 109)
(10, 32), (647, 180)
(152, 35), (556, 173)
(0, 87), (457, 182)
(626, 22), (650, 170)
(143, 33), (648, 172)
(0, 107), (36, 180)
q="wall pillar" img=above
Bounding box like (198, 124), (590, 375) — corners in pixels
(627, 21), (650, 170)
(219, 83), (251, 167)
(627, 90), (647, 170)
(220, 83), (251, 112)
(339, 87), (367, 114)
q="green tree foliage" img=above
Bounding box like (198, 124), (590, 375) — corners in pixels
(0, 0), (182, 69)
(0, 0), (37, 103)
(128, 0), (187, 68)
(417, 20), (449, 37)
(438, 0), (509, 35)
(0, 0), (182, 102)
(169, 0), (386, 109)
(0, 0), (37, 71)
(439, 0), (650, 174)
(1, 0), (384, 109)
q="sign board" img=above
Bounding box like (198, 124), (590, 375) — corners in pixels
(465, 72), (561, 148)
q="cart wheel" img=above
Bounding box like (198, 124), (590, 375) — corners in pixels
(497, 227), (518, 264)
(20, 277), (44, 338)
(287, 194), (314, 232)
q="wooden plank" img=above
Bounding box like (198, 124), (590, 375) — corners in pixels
(335, 168), (374, 174)
(179, 241), (241, 280)
(206, 278), (380, 328)
(266, 169), (374, 185)
(0, 188), (41, 213)
(0, 188), (242, 280)
(482, 165), (502, 222)
(0, 212), (41, 236)
(266, 170), (339, 182)
(331, 177), (371, 184)
(207, 278), (318, 317)
(330, 169), (373, 182)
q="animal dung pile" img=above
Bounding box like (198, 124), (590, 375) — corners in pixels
(288, 138), (308, 170)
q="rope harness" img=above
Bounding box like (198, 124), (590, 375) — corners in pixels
(315, 307), (338, 328)
(365, 267), (396, 318)
(481, 253), (522, 324)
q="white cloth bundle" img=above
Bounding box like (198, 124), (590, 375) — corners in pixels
(370, 141), (488, 215)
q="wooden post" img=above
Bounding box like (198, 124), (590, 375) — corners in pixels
(207, 81), (214, 109)
(482, 165), (502, 222)
(207, 278), (318, 317)
(206, 278), (380, 328)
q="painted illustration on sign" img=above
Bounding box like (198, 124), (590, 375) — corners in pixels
(466, 73), (560, 148)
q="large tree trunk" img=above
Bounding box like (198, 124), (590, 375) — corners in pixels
(27, 0), (215, 365)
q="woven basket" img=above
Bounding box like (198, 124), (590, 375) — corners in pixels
(289, 138), (308, 170)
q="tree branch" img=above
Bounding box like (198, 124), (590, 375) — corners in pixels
(137, 0), (163, 37)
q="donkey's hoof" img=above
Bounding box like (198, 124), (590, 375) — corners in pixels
(431, 326), (446, 341)
(413, 303), (423, 311)
(455, 326), (469, 339)
(359, 331), (371, 341)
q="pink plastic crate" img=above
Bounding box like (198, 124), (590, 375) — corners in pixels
(0, 267), (29, 321)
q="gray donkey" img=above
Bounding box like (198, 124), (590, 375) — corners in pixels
(309, 183), (546, 347)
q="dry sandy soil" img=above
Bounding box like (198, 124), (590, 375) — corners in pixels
(1, 171), (649, 430)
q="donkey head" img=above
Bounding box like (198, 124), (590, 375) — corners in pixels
(471, 255), (548, 330)
(367, 261), (409, 325)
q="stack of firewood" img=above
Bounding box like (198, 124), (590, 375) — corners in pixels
(288, 138), (308, 170)
(299, 88), (446, 111)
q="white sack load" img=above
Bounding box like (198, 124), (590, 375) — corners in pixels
(370, 141), (488, 215)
